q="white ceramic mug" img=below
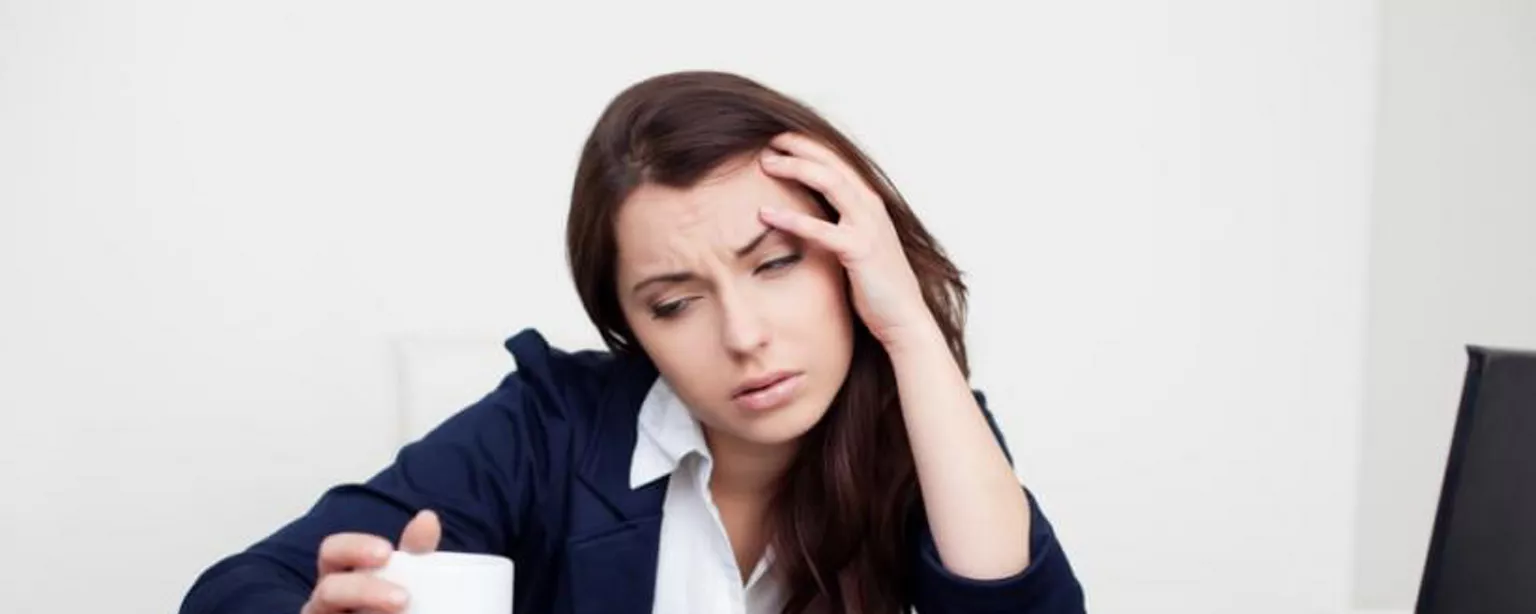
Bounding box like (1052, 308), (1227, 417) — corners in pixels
(372, 551), (513, 614)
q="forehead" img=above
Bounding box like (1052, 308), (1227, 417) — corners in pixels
(613, 156), (816, 269)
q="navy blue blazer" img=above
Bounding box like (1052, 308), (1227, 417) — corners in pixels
(180, 329), (1085, 614)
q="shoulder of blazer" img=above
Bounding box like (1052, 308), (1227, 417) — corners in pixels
(497, 327), (658, 473)
(497, 328), (668, 543)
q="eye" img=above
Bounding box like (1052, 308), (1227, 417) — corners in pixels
(755, 252), (803, 275)
(650, 297), (695, 320)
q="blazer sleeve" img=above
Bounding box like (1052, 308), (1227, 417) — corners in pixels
(178, 371), (548, 614)
(909, 391), (1087, 614)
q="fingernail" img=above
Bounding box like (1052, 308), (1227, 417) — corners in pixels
(374, 544), (393, 560)
(760, 207), (782, 219)
(760, 150), (781, 163)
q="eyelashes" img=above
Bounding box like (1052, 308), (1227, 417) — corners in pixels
(648, 251), (805, 320)
(650, 297), (694, 319)
(755, 252), (803, 274)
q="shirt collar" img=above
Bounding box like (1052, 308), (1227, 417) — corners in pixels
(629, 376), (710, 489)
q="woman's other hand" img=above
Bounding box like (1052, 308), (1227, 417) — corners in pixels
(298, 510), (441, 614)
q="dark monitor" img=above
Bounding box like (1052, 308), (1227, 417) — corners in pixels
(1417, 345), (1536, 614)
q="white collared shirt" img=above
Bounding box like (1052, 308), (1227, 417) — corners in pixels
(629, 377), (786, 614)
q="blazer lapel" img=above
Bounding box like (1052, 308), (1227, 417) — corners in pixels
(565, 354), (668, 614)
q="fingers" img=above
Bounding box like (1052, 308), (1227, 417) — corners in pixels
(308, 572), (410, 614)
(316, 511), (438, 578)
(306, 512), (440, 614)
(318, 533), (395, 576)
(759, 207), (854, 257)
(758, 143), (879, 221)
(398, 509), (441, 554)
(767, 132), (840, 167)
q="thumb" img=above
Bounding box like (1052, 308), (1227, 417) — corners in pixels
(399, 509), (442, 554)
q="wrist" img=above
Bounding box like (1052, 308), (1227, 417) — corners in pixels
(878, 316), (949, 362)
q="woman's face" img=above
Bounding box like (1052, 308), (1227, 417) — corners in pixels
(614, 154), (856, 454)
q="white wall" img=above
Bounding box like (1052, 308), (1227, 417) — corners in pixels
(1353, 0), (1536, 608)
(0, 2), (1379, 612)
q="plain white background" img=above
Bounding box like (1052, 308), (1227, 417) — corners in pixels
(0, 2), (1530, 613)
(1355, 0), (1536, 607)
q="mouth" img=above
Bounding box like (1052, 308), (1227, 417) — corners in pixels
(731, 370), (805, 412)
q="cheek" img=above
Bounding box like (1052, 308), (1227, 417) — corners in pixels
(769, 257), (852, 337)
(622, 301), (735, 410)
(625, 307), (708, 372)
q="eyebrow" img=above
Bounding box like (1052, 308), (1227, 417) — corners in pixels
(628, 227), (782, 297)
(733, 226), (776, 258)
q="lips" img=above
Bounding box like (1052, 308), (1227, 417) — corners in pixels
(731, 371), (804, 412)
(733, 371), (796, 397)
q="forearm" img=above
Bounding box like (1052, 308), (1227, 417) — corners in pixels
(886, 322), (1033, 580)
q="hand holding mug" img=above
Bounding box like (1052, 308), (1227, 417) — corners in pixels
(299, 510), (442, 614)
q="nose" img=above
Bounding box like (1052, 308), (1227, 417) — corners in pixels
(718, 286), (769, 356)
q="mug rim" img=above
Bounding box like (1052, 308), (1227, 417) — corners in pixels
(387, 550), (513, 569)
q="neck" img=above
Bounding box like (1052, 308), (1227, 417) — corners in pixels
(703, 428), (799, 498)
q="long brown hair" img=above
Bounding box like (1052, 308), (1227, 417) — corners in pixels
(565, 70), (969, 613)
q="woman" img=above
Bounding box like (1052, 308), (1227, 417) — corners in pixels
(180, 70), (1085, 614)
